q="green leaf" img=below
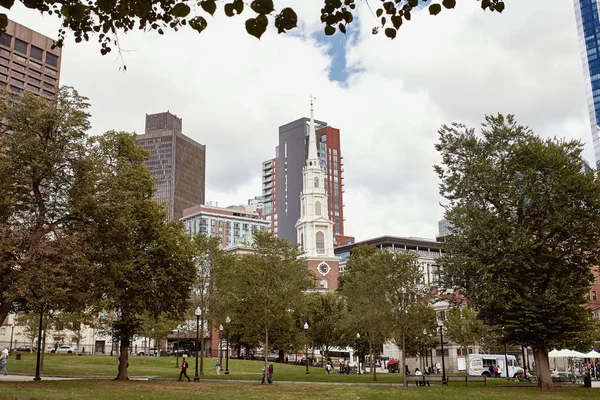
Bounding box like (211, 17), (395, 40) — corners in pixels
(376, 8), (383, 18)
(224, 3), (235, 17)
(385, 27), (396, 39)
(391, 15), (402, 29)
(172, 3), (191, 18)
(339, 23), (346, 34)
(274, 7), (297, 34)
(481, 0), (491, 10)
(250, 0), (274, 15)
(0, 13), (7, 30)
(429, 4), (442, 16)
(408, 0), (418, 6)
(245, 14), (268, 39)
(381, 16), (386, 26)
(199, 0), (216, 16)
(0, 0), (14, 10)
(404, 10), (411, 20)
(324, 25), (336, 36)
(495, 1), (505, 13)
(442, 0), (456, 9)
(233, 0), (244, 14)
(189, 16), (208, 33)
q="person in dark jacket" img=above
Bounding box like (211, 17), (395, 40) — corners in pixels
(178, 356), (191, 382)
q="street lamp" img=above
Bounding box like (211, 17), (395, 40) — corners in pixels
(10, 322), (14, 352)
(439, 324), (447, 386)
(33, 304), (44, 381)
(304, 322), (309, 374)
(502, 327), (509, 380)
(225, 316), (231, 375)
(194, 307), (201, 382)
(175, 329), (180, 369)
(356, 333), (361, 375)
(219, 324), (223, 371)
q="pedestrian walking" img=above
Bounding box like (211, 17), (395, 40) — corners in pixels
(0, 347), (8, 375)
(268, 362), (274, 384)
(178, 356), (191, 382)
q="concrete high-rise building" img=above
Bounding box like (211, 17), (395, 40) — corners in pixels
(135, 111), (206, 221)
(573, 0), (600, 169)
(0, 19), (62, 98)
(262, 113), (353, 247)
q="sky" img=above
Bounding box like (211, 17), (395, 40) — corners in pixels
(5, 0), (594, 242)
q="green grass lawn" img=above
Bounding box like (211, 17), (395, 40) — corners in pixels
(2, 353), (537, 385)
(0, 380), (598, 400)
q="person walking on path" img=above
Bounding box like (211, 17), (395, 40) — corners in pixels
(0, 349), (7, 375)
(178, 356), (191, 382)
(267, 363), (274, 384)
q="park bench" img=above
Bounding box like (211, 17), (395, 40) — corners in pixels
(517, 375), (538, 383)
(405, 375), (445, 386)
(447, 375), (487, 386)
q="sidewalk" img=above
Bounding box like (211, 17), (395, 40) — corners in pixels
(0, 373), (409, 387)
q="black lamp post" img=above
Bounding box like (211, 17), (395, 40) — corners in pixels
(502, 327), (509, 380)
(219, 324), (223, 370)
(175, 329), (180, 369)
(10, 322), (14, 352)
(356, 333), (361, 375)
(194, 307), (200, 382)
(225, 316), (231, 375)
(439, 324), (447, 386)
(304, 322), (309, 374)
(34, 304), (44, 381)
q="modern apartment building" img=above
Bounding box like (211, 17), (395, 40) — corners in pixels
(181, 203), (270, 248)
(573, 0), (600, 168)
(0, 19), (61, 98)
(135, 111), (206, 221)
(262, 117), (353, 247)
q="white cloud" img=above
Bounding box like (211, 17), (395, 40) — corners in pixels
(5, 0), (593, 241)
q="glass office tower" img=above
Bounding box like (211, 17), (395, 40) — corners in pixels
(574, 0), (600, 169)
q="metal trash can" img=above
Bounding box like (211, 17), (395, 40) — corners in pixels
(16, 354), (21, 360)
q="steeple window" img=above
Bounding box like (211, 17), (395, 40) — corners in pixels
(316, 231), (325, 253)
(314, 177), (319, 188)
(315, 201), (322, 216)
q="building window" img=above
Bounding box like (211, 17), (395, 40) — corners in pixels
(315, 201), (321, 216)
(316, 231), (324, 252)
(314, 177), (319, 188)
(14, 38), (28, 54)
(46, 52), (59, 68)
(30, 46), (43, 61)
(0, 34), (11, 48)
(300, 233), (304, 250)
(28, 60), (42, 70)
(594, 291), (598, 301)
(45, 67), (57, 77)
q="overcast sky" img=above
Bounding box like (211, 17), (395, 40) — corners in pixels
(6, 0), (593, 241)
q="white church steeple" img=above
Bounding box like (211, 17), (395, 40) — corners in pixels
(306, 95), (319, 167)
(296, 96), (339, 290)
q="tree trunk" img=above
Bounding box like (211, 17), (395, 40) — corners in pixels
(533, 346), (552, 390)
(402, 327), (407, 388)
(0, 302), (12, 332)
(263, 326), (268, 384)
(370, 340), (376, 382)
(199, 321), (204, 375)
(278, 349), (284, 363)
(115, 336), (130, 380)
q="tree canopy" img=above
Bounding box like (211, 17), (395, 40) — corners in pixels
(338, 244), (424, 382)
(213, 231), (314, 383)
(435, 113), (600, 389)
(0, 87), (94, 326)
(0, 0), (506, 56)
(83, 130), (197, 380)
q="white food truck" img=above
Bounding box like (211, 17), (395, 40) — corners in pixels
(467, 354), (524, 378)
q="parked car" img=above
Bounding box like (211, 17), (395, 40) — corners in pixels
(54, 345), (75, 354)
(14, 345), (33, 352)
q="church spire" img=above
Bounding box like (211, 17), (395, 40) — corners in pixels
(307, 95), (319, 166)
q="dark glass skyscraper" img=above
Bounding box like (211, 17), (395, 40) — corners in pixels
(135, 112), (206, 221)
(574, 0), (600, 168)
